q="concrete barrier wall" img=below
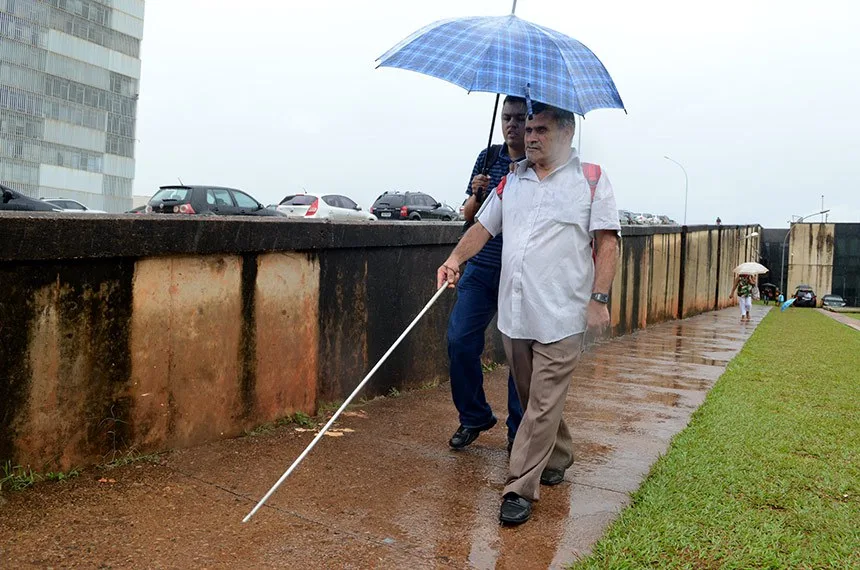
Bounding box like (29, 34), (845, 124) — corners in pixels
(0, 214), (757, 471)
(787, 223), (835, 305)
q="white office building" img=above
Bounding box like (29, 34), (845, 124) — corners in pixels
(1, 0), (144, 212)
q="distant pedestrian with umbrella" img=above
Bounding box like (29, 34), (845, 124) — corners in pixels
(730, 273), (756, 322)
(447, 95), (527, 453)
(730, 262), (768, 323)
(437, 102), (621, 525)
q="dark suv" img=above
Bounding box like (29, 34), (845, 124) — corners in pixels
(794, 285), (817, 308)
(370, 191), (455, 221)
(145, 186), (284, 217)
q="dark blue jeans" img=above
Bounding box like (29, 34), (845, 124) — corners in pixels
(447, 262), (523, 441)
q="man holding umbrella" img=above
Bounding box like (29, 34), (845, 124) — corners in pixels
(447, 95), (527, 453)
(437, 102), (621, 524)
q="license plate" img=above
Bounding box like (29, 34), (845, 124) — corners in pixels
(380, 212), (391, 218)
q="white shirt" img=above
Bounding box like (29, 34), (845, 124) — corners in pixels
(477, 149), (621, 344)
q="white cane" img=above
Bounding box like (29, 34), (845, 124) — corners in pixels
(242, 284), (450, 523)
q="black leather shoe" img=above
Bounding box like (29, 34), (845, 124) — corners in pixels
(540, 468), (565, 486)
(449, 417), (497, 449)
(499, 493), (532, 525)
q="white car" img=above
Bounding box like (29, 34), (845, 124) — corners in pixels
(40, 198), (106, 213)
(277, 194), (376, 221)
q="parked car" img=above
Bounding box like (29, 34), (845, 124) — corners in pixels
(144, 185), (285, 217)
(794, 284), (817, 307)
(1, 184), (62, 212)
(658, 215), (679, 225)
(821, 294), (847, 308)
(370, 191), (455, 221)
(40, 198), (106, 213)
(436, 202), (458, 221)
(277, 193), (375, 221)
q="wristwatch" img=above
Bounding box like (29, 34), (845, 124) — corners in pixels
(590, 292), (610, 304)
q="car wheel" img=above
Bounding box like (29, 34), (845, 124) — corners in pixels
(442, 216), (452, 221)
(409, 213), (421, 221)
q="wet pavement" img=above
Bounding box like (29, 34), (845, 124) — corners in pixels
(0, 305), (767, 569)
(818, 308), (860, 332)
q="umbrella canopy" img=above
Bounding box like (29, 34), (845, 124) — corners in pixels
(377, 15), (625, 116)
(734, 261), (769, 275)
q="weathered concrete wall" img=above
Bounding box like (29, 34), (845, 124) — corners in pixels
(787, 223), (835, 305)
(0, 214), (756, 471)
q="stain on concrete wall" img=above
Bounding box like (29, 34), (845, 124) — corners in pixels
(129, 256), (244, 452)
(254, 252), (319, 420)
(0, 260), (134, 471)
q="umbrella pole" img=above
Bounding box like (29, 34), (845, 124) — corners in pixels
(481, 94), (501, 175)
(242, 284), (450, 523)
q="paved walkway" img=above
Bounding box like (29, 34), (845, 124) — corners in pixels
(0, 306), (768, 569)
(818, 308), (860, 332)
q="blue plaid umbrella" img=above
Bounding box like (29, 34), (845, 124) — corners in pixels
(377, 14), (625, 116)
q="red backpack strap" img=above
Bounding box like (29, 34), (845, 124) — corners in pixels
(494, 174), (508, 199)
(582, 162), (602, 200)
(582, 162), (603, 264)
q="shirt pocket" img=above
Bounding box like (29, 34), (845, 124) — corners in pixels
(550, 182), (590, 227)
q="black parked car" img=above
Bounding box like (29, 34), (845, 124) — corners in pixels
(794, 284), (817, 308)
(370, 191), (456, 221)
(1, 184), (62, 212)
(145, 186), (284, 217)
(821, 294), (847, 308)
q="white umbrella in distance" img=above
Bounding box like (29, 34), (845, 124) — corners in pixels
(733, 261), (769, 275)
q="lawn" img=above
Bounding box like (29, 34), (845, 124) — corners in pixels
(572, 309), (860, 569)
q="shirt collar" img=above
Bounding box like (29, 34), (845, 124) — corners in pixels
(515, 147), (581, 181)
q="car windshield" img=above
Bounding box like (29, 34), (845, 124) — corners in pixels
(823, 295), (843, 301)
(152, 188), (191, 202)
(280, 195), (317, 206)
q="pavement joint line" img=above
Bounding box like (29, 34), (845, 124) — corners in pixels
(165, 464), (438, 565)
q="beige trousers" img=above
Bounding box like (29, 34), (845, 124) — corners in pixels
(501, 333), (583, 501)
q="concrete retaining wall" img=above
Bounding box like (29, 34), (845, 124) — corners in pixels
(0, 214), (758, 471)
(787, 223), (835, 305)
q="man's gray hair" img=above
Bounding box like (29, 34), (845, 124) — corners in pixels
(530, 102), (577, 131)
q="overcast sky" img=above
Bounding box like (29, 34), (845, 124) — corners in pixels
(134, 0), (859, 227)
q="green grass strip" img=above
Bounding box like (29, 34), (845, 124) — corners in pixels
(572, 309), (860, 569)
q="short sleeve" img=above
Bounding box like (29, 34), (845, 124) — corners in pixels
(589, 169), (622, 235)
(477, 180), (504, 236)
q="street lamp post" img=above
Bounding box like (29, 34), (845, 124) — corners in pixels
(664, 156), (688, 225)
(780, 209), (830, 294)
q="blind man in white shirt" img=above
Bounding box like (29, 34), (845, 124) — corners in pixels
(436, 101), (621, 525)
